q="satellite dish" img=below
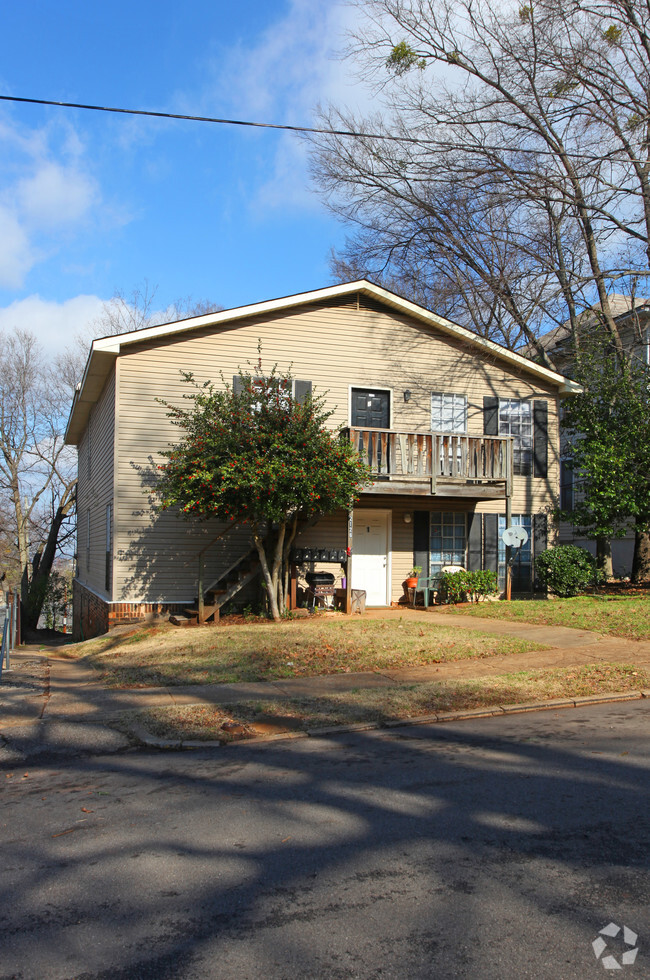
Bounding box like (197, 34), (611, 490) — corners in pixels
(502, 525), (529, 548)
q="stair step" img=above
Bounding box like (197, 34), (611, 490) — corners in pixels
(169, 615), (193, 627)
(184, 605), (219, 620)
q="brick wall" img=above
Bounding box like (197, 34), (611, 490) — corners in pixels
(73, 580), (186, 640)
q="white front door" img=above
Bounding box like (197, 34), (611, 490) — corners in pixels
(352, 510), (390, 605)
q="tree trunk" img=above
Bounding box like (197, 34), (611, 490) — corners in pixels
(281, 514), (299, 612)
(22, 501), (68, 629)
(252, 523), (286, 622)
(632, 529), (650, 583)
(253, 534), (280, 622)
(595, 536), (613, 580)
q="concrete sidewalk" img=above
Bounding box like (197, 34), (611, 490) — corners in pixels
(2, 610), (650, 760)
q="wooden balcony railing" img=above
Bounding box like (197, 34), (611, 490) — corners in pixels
(344, 427), (513, 491)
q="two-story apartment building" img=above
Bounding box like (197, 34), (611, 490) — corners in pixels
(65, 280), (578, 638)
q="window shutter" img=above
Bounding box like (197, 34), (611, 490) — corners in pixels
(484, 514), (498, 573)
(413, 511), (430, 577)
(233, 376), (244, 395)
(533, 400), (548, 478)
(294, 380), (312, 404)
(484, 397), (499, 435)
(533, 513), (548, 590)
(467, 512), (482, 571)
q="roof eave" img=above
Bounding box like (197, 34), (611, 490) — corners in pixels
(66, 279), (575, 439)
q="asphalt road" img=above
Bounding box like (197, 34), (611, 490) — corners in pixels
(2, 700), (649, 980)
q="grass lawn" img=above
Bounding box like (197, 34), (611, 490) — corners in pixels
(119, 663), (649, 742)
(78, 617), (546, 688)
(445, 594), (650, 639)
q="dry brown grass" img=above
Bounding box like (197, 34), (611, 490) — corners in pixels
(120, 663), (648, 742)
(76, 616), (545, 688)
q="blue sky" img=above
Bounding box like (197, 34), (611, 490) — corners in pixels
(0, 0), (369, 353)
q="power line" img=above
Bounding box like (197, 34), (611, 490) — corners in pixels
(0, 93), (416, 143)
(0, 93), (646, 166)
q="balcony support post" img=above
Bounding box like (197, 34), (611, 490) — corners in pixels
(505, 439), (513, 602)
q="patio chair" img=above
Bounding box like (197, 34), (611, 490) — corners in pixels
(412, 574), (441, 607)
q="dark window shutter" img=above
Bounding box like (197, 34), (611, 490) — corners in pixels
(467, 512), (482, 571)
(533, 513), (548, 590)
(413, 511), (430, 577)
(484, 514), (498, 574)
(294, 380), (312, 404)
(533, 400), (548, 478)
(233, 376), (244, 396)
(484, 397), (499, 435)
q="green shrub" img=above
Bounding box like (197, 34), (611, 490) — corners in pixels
(439, 569), (499, 603)
(466, 569), (499, 601)
(535, 545), (603, 597)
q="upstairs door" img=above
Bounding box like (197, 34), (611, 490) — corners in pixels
(352, 510), (391, 606)
(351, 389), (391, 475)
(351, 389), (390, 429)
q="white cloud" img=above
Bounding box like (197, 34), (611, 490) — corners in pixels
(15, 162), (98, 230)
(198, 0), (373, 214)
(0, 294), (105, 355)
(0, 205), (36, 289)
(0, 116), (103, 286)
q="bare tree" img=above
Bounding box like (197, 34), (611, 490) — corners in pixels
(0, 329), (76, 627)
(0, 285), (223, 632)
(310, 0), (650, 356)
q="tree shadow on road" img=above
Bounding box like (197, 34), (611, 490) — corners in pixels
(1, 703), (649, 978)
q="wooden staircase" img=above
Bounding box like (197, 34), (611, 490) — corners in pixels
(170, 547), (261, 626)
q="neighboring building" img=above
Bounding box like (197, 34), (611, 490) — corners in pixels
(532, 295), (650, 374)
(533, 295), (650, 576)
(65, 280), (578, 639)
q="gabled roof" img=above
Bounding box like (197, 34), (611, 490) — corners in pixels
(535, 294), (650, 354)
(65, 279), (580, 444)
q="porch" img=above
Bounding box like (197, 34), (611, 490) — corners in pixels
(343, 427), (513, 499)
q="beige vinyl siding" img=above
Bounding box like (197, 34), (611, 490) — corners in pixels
(76, 370), (115, 597)
(112, 299), (561, 603)
(294, 498), (496, 604)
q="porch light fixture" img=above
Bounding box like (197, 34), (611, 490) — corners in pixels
(403, 512), (412, 524)
(403, 390), (411, 402)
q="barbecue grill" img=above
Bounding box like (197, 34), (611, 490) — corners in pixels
(305, 571), (336, 609)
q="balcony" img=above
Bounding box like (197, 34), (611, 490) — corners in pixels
(344, 427), (513, 498)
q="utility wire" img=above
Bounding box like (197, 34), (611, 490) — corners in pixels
(0, 93), (418, 143)
(0, 93), (645, 166)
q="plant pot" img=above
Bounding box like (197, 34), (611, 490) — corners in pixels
(405, 577), (418, 589)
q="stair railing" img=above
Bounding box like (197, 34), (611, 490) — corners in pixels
(187, 523), (243, 624)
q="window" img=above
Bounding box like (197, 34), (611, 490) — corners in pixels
(105, 504), (112, 593)
(498, 514), (532, 590)
(499, 399), (533, 476)
(430, 512), (466, 575)
(250, 378), (290, 413)
(431, 393), (467, 433)
(87, 413), (92, 480)
(234, 376), (312, 412)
